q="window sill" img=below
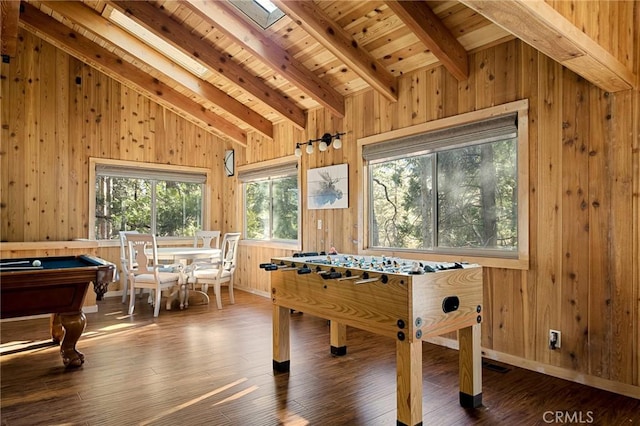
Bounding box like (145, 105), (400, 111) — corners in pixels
(361, 248), (529, 270)
(240, 239), (301, 251)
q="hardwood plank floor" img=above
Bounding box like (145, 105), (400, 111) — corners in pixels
(2, 291), (639, 426)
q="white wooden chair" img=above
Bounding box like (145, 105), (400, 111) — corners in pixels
(126, 233), (181, 317)
(175, 230), (223, 307)
(118, 230), (139, 304)
(192, 232), (241, 310)
(194, 230), (221, 249)
(194, 230), (221, 265)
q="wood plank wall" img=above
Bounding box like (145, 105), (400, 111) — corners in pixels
(547, 0), (637, 73)
(231, 39), (639, 395)
(1, 31), (228, 250)
(2, 26), (639, 398)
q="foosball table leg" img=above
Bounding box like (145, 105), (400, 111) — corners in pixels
(458, 323), (482, 408)
(330, 321), (347, 356)
(272, 304), (290, 373)
(396, 339), (423, 426)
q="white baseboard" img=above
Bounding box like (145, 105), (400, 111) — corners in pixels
(233, 286), (270, 298)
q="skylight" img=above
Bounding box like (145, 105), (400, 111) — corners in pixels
(229, 0), (285, 30)
(256, 0), (279, 13)
(107, 7), (208, 78)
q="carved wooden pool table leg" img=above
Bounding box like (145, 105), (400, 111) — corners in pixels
(50, 312), (86, 368)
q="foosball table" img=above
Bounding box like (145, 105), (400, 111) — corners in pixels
(262, 253), (483, 426)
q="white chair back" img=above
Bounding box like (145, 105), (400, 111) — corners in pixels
(220, 232), (241, 273)
(119, 230), (139, 303)
(125, 233), (182, 317)
(194, 230), (221, 249)
(127, 233), (157, 275)
(192, 232), (241, 309)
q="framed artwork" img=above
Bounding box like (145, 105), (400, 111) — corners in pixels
(307, 164), (349, 209)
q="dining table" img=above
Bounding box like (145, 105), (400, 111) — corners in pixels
(145, 246), (222, 308)
(149, 246), (222, 263)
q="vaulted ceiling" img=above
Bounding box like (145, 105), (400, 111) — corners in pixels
(1, 0), (636, 146)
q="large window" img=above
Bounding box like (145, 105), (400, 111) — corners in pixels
(240, 160), (299, 242)
(92, 160), (207, 240)
(364, 112), (521, 257)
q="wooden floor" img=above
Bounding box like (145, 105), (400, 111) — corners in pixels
(1, 290), (639, 426)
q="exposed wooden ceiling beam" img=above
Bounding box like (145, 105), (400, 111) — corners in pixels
(19, 2), (247, 146)
(41, 0), (271, 139)
(183, 0), (345, 118)
(385, 0), (468, 81)
(273, 0), (398, 102)
(461, 0), (635, 92)
(109, 0), (306, 131)
(1, 0), (20, 57)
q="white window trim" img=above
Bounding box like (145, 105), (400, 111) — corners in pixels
(89, 158), (211, 241)
(357, 99), (530, 270)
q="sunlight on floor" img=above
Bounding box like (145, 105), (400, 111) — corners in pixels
(96, 322), (139, 332)
(1, 384), (78, 409)
(212, 385), (259, 405)
(0, 339), (57, 355)
(78, 322), (159, 344)
(277, 410), (310, 426)
(138, 378), (248, 425)
(103, 310), (126, 317)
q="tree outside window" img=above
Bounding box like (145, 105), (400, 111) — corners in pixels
(368, 122), (518, 255)
(244, 175), (298, 242)
(95, 174), (203, 240)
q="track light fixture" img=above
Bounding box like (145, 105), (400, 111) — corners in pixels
(295, 132), (345, 157)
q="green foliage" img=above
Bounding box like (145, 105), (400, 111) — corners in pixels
(94, 177), (203, 239)
(245, 176), (298, 241)
(156, 181), (203, 237)
(272, 177), (298, 240)
(370, 138), (517, 252)
(245, 181), (269, 239)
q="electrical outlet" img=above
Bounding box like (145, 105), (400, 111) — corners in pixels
(549, 329), (561, 349)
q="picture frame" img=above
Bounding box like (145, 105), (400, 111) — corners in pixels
(307, 164), (349, 210)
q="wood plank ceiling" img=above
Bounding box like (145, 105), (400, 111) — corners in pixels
(1, 0), (636, 146)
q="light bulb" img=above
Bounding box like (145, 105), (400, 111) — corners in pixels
(306, 142), (314, 154)
(332, 135), (342, 149)
(295, 145), (302, 157)
(318, 140), (328, 151)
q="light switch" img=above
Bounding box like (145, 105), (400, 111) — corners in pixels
(317, 219), (322, 230)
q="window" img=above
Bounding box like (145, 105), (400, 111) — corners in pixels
(228, 0), (285, 29)
(363, 111), (523, 258)
(91, 160), (208, 240)
(239, 160), (299, 242)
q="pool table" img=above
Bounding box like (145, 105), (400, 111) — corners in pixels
(0, 255), (115, 367)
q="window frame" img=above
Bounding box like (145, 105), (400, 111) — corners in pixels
(238, 156), (301, 249)
(89, 158), (211, 241)
(357, 100), (530, 270)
